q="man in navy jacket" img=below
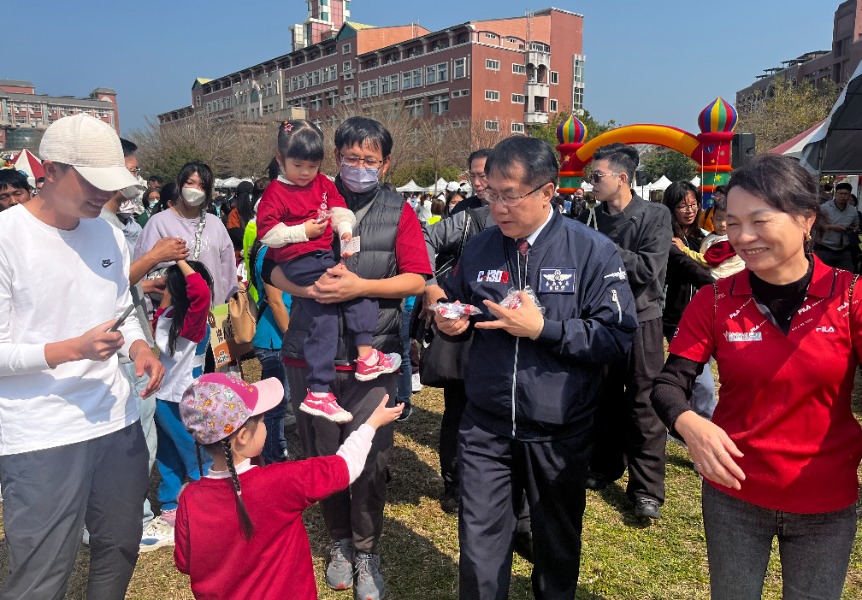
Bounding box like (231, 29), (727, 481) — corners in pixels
(437, 136), (637, 600)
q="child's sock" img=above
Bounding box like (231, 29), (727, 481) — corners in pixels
(311, 391), (331, 399)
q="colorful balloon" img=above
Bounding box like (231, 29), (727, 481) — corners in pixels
(556, 115), (588, 145)
(698, 97), (738, 134)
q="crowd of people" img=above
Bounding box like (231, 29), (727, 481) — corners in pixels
(0, 112), (860, 600)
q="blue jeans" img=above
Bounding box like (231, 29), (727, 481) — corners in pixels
(701, 482), (857, 600)
(254, 347), (291, 463)
(120, 360), (156, 527)
(692, 360), (717, 420)
(396, 306), (412, 404)
(154, 400), (211, 511)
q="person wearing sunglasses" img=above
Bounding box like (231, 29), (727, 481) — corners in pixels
(436, 136), (637, 598)
(577, 142), (673, 522)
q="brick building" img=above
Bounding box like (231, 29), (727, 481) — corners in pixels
(158, 7), (585, 142)
(736, 0), (862, 113)
(0, 80), (119, 152)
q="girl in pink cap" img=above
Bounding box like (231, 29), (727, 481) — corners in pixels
(174, 373), (402, 599)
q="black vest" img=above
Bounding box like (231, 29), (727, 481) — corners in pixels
(282, 189), (405, 365)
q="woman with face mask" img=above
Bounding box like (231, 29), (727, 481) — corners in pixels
(134, 161), (238, 312)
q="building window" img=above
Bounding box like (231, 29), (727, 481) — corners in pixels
(573, 87), (584, 111)
(369, 78), (378, 96)
(573, 55), (585, 84)
(360, 81), (370, 99)
(312, 70), (321, 86)
(484, 120), (499, 131)
(507, 37), (518, 44)
(550, 99), (558, 111)
(326, 90), (338, 106)
(485, 90), (500, 102)
(402, 68), (422, 90)
(406, 98), (424, 117)
(484, 33), (497, 40)
(485, 59), (500, 71)
(310, 95), (323, 110)
(511, 123), (525, 133)
(429, 93), (449, 115)
(342, 43), (351, 54)
(343, 61), (353, 72)
(512, 64), (526, 75)
(511, 93), (525, 104)
(550, 71), (559, 84)
(454, 58), (467, 79)
(451, 89), (470, 98)
(425, 62), (448, 84)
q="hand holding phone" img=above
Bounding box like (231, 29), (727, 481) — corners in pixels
(108, 305), (136, 332)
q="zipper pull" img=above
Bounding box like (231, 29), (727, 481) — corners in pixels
(611, 289), (623, 324)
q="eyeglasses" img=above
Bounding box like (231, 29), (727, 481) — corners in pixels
(676, 203), (699, 212)
(484, 182), (551, 207)
(339, 154), (382, 168)
(128, 167), (142, 175)
(588, 171), (619, 184)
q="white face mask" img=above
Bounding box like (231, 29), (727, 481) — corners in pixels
(181, 187), (207, 207)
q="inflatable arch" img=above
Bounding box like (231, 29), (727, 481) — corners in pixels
(556, 97), (738, 206)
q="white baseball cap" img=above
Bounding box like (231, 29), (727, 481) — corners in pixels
(445, 181), (460, 192)
(39, 114), (144, 193)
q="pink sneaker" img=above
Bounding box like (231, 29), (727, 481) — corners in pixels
(355, 349), (402, 381)
(300, 391), (353, 423)
(160, 508), (177, 527)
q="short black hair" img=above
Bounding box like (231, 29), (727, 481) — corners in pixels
(147, 175), (162, 185)
(727, 154), (818, 221)
(0, 169), (30, 191)
(714, 184), (728, 195)
(592, 143), (639, 183)
(468, 148), (492, 169)
(334, 116), (393, 159)
(835, 182), (853, 192)
(120, 138), (138, 157)
(485, 136), (558, 189)
(277, 120), (324, 163)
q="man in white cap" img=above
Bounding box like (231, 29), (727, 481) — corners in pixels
(0, 114), (164, 598)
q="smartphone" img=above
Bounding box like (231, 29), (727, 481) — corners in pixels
(108, 305), (136, 332)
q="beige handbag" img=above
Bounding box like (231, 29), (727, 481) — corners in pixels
(228, 282), (258, 346)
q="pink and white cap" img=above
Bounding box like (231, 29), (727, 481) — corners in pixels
(180, 373), (284, 445)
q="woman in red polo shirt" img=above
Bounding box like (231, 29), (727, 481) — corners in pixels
(652, 154), (862, 600)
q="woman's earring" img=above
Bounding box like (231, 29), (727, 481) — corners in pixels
(804, 230), (813, 255)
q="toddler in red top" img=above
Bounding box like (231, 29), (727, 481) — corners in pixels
(673, 197), (744, 279)
(174, 373), (404, 600)
(256, 121), (401, 423)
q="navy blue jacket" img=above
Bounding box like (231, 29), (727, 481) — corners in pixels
(443, 210), (638, 441)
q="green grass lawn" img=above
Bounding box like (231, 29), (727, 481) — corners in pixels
(0, 362), (860, 599)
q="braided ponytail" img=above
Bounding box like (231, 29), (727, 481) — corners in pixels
(222, 439), (255, 540)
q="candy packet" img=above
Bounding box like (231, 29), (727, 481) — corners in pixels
(314, 208), (332, 224)
(499, 286), (545, 314)
(429, 302), (483, 319)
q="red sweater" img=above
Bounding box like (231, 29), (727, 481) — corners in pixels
(669, 258), (862, 513)
(175, 455), (349, 600)
(256, 175), (346, 263)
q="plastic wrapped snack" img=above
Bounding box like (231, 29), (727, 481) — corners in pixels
(314, 208), (332, 224)
(499, 286), (545, 314)
(430, 302), (483, 319)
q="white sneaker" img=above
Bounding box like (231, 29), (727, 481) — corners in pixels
(411, 373), (423, 393)
(139, 516), (175, 553)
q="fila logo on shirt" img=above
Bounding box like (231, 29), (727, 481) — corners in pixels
(815, 326), (836, 333)
(477, 270), (510, 283)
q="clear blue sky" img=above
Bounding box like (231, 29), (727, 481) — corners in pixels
(6, 0), (834, 136)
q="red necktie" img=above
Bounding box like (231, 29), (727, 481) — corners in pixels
(516, 238), (529, 255)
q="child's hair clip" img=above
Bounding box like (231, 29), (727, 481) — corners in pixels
(281, 121), (293, 132)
